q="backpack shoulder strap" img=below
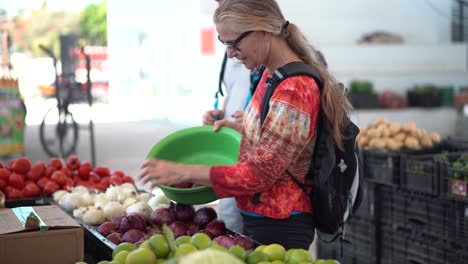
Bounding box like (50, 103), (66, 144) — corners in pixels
(216, 51), (228, 99)
(260, 62), (323, 126)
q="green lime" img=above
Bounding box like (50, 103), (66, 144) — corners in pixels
(228, 244), (247, 261)
(287, 249), (312, 264)
(175, 235), (192, 246)
(149, 234), (170, 259)
(125, 248), (156, 264)
(175, 243), (198, 257)
(113, 250), (129, 263)
(246, 250), (269, 264)
(112, 242), (137, 258)
(191, 233), (212, 250)
(255, 245), (266, 252)
(263, 244), (286, 261)
(285, 249), (296, 262)
(138, 240), (152, 250)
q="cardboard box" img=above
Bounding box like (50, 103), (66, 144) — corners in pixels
(0, 205), (84, 264)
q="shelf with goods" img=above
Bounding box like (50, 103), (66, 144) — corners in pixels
(1, 31), (26, 159)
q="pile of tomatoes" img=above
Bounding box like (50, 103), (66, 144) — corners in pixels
(0, 156), (135, 199)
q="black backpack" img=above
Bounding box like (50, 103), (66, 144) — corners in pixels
(256, 61), (363, 239)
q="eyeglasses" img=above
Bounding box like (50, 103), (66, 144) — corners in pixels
(218, 31), (254, 51)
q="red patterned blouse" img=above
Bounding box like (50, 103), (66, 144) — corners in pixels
(210, 68), (321, 219)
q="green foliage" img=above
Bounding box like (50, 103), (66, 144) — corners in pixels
(79, 1), (107, 45)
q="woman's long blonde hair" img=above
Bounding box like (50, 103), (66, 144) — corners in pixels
(214, 0), (353, 149)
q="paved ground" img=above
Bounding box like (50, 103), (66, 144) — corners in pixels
(23, 119), (185, 189)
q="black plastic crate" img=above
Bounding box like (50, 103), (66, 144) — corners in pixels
(362, 150), (401, 186)
(401, 154), (440, 195)
(380, 224), (449, 264)
(347, 93), (380, 109)
(353, 182), (376, 218)
(82, 223), (115, 264)
(378, 187), (450, 239)
(4, 196), (51, 208)
(448, 201), (468, 251)
(346, 215), (376, 244)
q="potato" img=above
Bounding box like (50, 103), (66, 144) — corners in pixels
(402, 122), (417, 134)
(404, 136), (420, 150)
(393, 132), (407, 142)
(388, 123), (401, 136)
(376, 124), (390, 138)
(376, 117), (389, 126)
(369, 138), (385, 150)
(358, 136), (368, 149)
(366, 127), (380, 138)
(430, 132), (441, 144)
(386, 138), (402, 151)
(420, 134), (433, 148)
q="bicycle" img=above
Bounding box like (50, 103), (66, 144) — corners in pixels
(38, 44), (79, 159)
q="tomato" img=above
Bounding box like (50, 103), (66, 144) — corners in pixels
(6, 160), (15, 170)
(75, 180), (93, 189)
(11, 157), (31, 174)
(44, 166), (57, 178)
(93, 182), (107, 191)
(100, 176), (110, 186)
(51, 171), (67, 186)
(0, 161), (3, 168)
(28, 163), (45, 181)
(94, 166), (111, 177)
(48, 158), (63, 170)
(66, 155), (81, 171)
(111, 170), (126, 179)
(0, 168), (11, 182)
(123, 176), (135, 184)
(9, 173), (26, 190)
(110, 175), (123, 186)
(78, 162), (92, 180)
(63, 177), (74, 187)
(0, 179), (6, 190)
(37, 177), (51, 190)
(89, 172), (100, 183)
(60, 167), (72, 177)
(42, 181), (60, 195)
(23, 182), (41, 197)
(4, 186), (23, 199)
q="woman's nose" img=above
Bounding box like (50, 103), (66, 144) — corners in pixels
(226, 48), (237, 58)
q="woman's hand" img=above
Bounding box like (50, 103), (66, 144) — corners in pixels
(139, 158), (212, 188)
(213, 119), (242, 133)
(202, 109), (225, 125)
(139, 159), (188, 187)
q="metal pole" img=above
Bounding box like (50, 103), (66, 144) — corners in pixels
(460, 0), (465, 41)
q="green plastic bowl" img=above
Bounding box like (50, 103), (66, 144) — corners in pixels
(146, 126), (241, 204)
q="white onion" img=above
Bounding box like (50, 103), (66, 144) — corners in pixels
(59, 193), (85, 212)
(72, 186), (89, 194)
(82, 207), (105, 225)
(147, 193), (170, 210)
(138, 193), (152, 203)
(122, 197), (138, 209)
(119, 182), (136, 191)
(103, 201), (125, 221)
(94, 196), (111, 210)
(53, 190), (69, 203)
(125, 201), (152, 221)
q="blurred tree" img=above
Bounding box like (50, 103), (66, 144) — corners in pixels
(79, 1), (107, 46)
(9, 2), (80, 56)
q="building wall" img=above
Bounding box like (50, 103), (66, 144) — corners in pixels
(107, 0), (466, 125)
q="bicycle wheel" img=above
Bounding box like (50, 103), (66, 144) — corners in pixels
(39, 107), (79, 158)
